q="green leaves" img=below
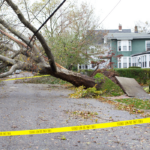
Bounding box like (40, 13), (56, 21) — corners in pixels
(69, 85), (104, 99)
(60, 135), (66, 140)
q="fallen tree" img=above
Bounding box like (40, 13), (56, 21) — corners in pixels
(0, 0), (103, 89)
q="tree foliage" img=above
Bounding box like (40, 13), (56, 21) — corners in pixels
(30, 0), (102, 69)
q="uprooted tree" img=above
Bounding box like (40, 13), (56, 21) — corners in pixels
(0, 0), (110, 89)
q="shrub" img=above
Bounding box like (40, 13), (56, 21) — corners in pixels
(129, 66), (141, 68)
(114, 68), (150, 84)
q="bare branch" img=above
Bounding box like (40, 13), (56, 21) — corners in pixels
(5, 0), (57, 72)
(0, 19), (31, 47)
(0, 54), (16, 64)
(0, 28), (45, 63)
(23, 0), (30, 22)
(0, 64), (18, 78)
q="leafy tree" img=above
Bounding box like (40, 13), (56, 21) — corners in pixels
(30, 0), (103, 70)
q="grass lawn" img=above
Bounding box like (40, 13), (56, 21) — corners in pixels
(114, 98), (150, 110)
(15, 76), (70, 85)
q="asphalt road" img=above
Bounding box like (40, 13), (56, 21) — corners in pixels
(0, 79), (150, 150)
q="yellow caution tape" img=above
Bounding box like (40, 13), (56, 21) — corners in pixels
(0, 118), (150, 136)
(2, 75), (50, 81)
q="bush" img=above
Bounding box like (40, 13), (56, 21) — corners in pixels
(129, 66), (141, 68)
(114, 68), (150, 84)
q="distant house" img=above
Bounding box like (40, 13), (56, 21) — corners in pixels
(105, 26), (150, 68)
(78, 24), (131, 70)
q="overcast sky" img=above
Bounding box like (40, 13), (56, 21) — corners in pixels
(78, 0), (150, 30)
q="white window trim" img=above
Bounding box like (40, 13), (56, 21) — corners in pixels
(117, 40), (132, 52)
(145, 41), (150, 51)
(118, 56), (131, 68)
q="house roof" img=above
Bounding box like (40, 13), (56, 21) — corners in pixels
(87, 29), (131, 44)
(131, 51), (150, 57)
(105, 33), (150, 40)
(92, 29), (131, 34)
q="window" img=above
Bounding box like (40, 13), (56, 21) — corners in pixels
(118, 40), (132, 51)
(118, 58), (121, 68)
(141, 56), (143, 68)
(123, 57), (127, 68)
(145, 55), (147, 67)
(85, 65), (88, 69)
(146, 41), (150, 51)
(137, 57), (141, 67)
(129, 41), (131, 51)
(129, 57), (131, 67)
(142, 56), (145, 67)
(118, 41), (121, 51)
(118, 57), (130, 68)
(92, 64), (95, 68)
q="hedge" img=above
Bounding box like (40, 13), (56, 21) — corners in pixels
(114, 68), (150, 84)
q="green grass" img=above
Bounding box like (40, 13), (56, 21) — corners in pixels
(143, 86), (149, 93)
(115, 98), (150, 110)
(17, 76), (69, 85)
(94, 73), (124, 96)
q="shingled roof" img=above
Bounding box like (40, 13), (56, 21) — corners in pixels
(87, 29), (131, 44)
(92, 29), (131, 34)
(106, 33), (150, 40)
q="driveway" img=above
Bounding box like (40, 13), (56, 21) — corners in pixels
(0, 80), (150, 150)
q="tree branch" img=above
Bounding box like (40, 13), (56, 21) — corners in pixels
(0, 28), (45, 63)
(5, 0), (57, 72)
(0, 64), (18, 78)
(0, 55), (16, 65)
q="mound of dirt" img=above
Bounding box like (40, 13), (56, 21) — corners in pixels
(91, 69), (119, 85)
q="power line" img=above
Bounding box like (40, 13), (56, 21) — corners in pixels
(20, 0), (51, 37)
(27, 0), (66, 51)
(99, 0), (121, 25)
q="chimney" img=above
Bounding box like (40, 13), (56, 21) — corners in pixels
(135, 25), (138, 33)
(119, 24), (122, 31)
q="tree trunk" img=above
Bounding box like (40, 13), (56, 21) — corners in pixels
(40, 65), (102, 89)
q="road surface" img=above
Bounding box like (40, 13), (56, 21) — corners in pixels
(0, 79), (150, 150)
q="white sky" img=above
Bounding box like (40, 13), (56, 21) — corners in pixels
(78, 0), (150, 30)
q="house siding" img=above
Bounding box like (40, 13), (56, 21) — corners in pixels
(132, 39), (146, 55)
(111, 40), (117, 68)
